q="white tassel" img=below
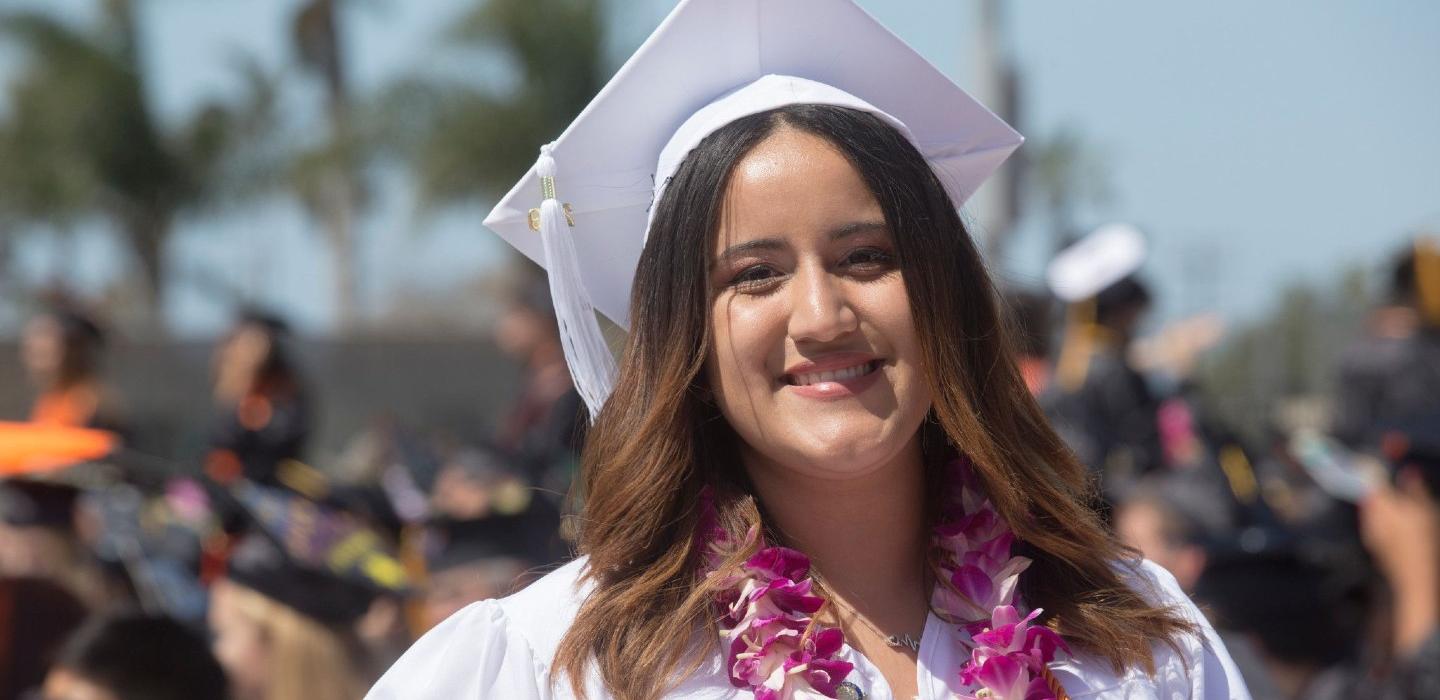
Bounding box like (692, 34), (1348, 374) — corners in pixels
(535, 143), (617, 421)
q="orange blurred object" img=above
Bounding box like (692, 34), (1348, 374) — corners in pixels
(0, 421), (118, 475)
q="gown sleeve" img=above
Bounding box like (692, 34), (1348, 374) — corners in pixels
(1133, 560), (1252, 700)
(367, 600), (551, 700)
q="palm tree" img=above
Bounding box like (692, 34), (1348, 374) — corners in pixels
(289, 0), (368, 332)
(385, 0), (607, 206)
(1027, 128), (1112, 253)
(0, 1), (273, 327)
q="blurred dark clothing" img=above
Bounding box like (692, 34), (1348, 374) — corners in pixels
(1333, 326), (1440, 450)
(1045, 341), (1164, 507)
(207, 391), (311, 488)
(497, 377), (584, 495)
(49, 611), (229, 700)
(0, 577), (87, 700)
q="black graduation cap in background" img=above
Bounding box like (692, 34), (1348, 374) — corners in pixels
(1195, 522), (1371, 668)
(425, 514), (541, 573)
(222, 481), (411, 626)
(0, 479), (80, 529)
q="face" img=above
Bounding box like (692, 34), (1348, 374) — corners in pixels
(495, 306), (549, 360)
(705, 127), (931, 481)
(21, 316), (64, 384)
(42, 669), (120, 700)
(0, 523), (71, 578)
(1114, 501), (1205, 591)
(213, 325), (272, 399)
(423, 558), (531, 628)
(208, 581), (271, 700)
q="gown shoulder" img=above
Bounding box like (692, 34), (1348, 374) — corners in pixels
(366, 557), (592, 700)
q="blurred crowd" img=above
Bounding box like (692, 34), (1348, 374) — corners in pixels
(0, 282), (578, 700)
(0, 235), (1437, 700)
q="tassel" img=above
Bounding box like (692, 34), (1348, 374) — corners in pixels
(535, 143), (617, 421)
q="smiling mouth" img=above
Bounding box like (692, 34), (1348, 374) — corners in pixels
(783, 360), (883, 386)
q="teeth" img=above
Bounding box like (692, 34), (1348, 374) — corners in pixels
(791, 361), (875, 386)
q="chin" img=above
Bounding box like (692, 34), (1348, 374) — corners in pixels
(761, 418), (914, 480)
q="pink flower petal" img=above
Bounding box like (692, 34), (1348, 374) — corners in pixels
(975, 654), (1030, 700)
(746, 546), (811, 581)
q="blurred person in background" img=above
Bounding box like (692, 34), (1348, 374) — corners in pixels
(209, 535), (377, 700)
(1333, 239), (1440, 451)
(1112, 473), (1221, 593)
(206, 310), (312, 489)
(1045, 225), (1165, 514)
(0, 481), (106, 609)
(419, 445), (565, 627)
(209, 483), (409, 700)
(1197, 534), (1368, 700)
(41, 611), (229, 700)
(21, 306), (122, 432)
(1112, 472), (1364, 699)
(1359, 415), (1440, 699)
(419, 515), (541, 629)
(0, 576), (87, 700)
(492, 281), (585, 497)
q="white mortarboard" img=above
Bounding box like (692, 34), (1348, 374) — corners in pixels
(1046, 223), (1148, 304)
(484, 0), (1023, 418)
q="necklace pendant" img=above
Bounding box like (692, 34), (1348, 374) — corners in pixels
(885, 633), (921, 652)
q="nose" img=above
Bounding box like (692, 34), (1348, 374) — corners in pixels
(787, 263), (859, 343)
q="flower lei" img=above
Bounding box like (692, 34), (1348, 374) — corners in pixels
(699, 459), (1068, 700)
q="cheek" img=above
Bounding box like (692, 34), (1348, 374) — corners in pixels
(706, 296), (786, 395)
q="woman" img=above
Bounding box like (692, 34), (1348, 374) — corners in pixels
(206, 310), (311, 488)
(371, 1), (1248, 698)
(209, 526), (384, 700)
(22, 306), (120, 431)
(209, 575), (370, 700)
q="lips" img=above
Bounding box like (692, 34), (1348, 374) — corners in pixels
(780, 353), (885, 399)
(784, 360), (882, 386)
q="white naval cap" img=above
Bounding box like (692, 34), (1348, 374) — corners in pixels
(483, 0), (1023, 418)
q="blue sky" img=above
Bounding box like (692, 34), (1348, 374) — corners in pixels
(3, 0), (1438, 336)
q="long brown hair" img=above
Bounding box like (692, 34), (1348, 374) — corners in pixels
(554, 104), (1193, 699)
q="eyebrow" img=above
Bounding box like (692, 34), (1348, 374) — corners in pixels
(715, 220), (890, 262)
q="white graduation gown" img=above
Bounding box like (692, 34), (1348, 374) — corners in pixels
(369, 557), (1251, 699)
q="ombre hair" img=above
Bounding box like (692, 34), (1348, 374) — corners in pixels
(553, 104), (1193, 699)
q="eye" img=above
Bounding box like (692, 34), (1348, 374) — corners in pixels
(841, 247), (896, 273)
(728, 264), (784, 292)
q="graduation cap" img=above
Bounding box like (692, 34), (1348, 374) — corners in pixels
(1046, 223), (1148, 305)
(1195, 523), (1370, 667)
(223, 482), (410, 625)
(483, 0), (1022, 418)
(1046, 223), (1149, 390)
(424, 515), (543, 574)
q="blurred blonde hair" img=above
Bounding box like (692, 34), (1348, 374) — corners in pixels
(224, 582), (370, 700)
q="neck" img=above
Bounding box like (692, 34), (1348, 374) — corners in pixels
(744, 437), (929, 611)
